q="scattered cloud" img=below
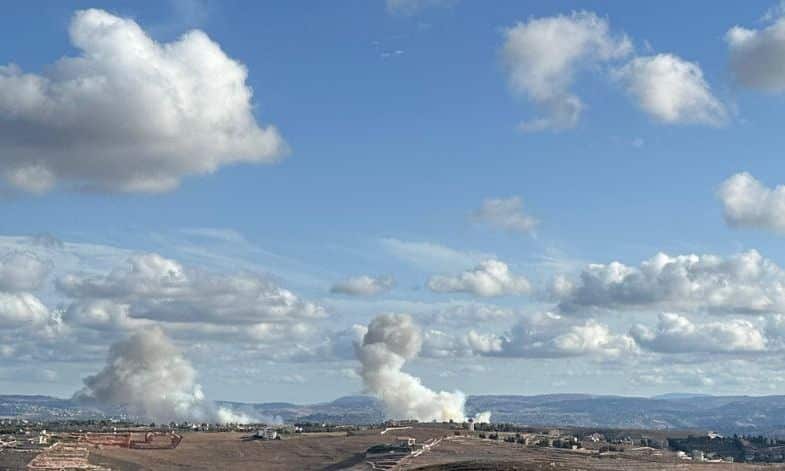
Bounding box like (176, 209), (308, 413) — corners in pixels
(386, 0), (454, 15)
(553, 250), (785, 315)
(0, 236), (346, 367)
(629, 363), (751, 391)
(468, 312), (636, 359)
(178, 228), (249, 245)
(0, 251), (51, 292)
(63, 299), (147, 332)
(0, 9), (285, 194)
(380, 238), (493, 272)
(428, 259), (531, 297)
(502, 11), (631, 131)
(422, 328), (471, 358)
(0, 292), (52, 327)
(472, 196), (538, 235)
(49, 251), (343, 363)
(426, 302), (515, 326)
(631, 313), (766, 353)
(727, 10), (785, 92)
(502, 11), (727, 130)
(0, 366), (59, 383)
(718, 172), (785, 233)
(0, 249), (59, 333)
(57, 253), (326, 326)
(614, 54), (726, 125)
(331, 275), (395, 296)
(380, 49), (405, 59)
(4, 228), (785, 396)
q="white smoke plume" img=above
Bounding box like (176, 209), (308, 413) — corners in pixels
(76, 327), (253, 424)
(473, 411), (492, 424)
(356, 314), (489, 423)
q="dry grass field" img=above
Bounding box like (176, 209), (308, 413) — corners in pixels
(87, 430), (389, 470)
(0, 449), (38, 471)
(407, 436), (785, 471)
(79, 426), (785, 470)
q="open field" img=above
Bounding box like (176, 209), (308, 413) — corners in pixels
(6, 430), (785, 471)
(407, 436), (785, 470)
(80, 426), (785, 471)
(0, 449), (37, 471)
(86, 426), (458, 470)
(87, 430), (387, 470)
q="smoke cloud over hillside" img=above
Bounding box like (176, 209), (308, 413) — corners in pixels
(75, 328), (253, 424)
(356, 313), (489, 423)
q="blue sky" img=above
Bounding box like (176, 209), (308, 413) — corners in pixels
(2, 0), (780, 260)
(4, 0), (785, 409)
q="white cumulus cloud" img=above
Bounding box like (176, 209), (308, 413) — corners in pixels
(0, 292), (52, 327)
(0, 250), (59, 333)
(726, 11), (785, 92)
(502, 11), (631, 131)
(57, 253), (325, 325)
(0, 251), (51, 292)
(468, 312), (636, 359)
(554, 250), (785, 315)
(330, 275), (394, 296)
(428, 259), (531, 297)
(614, 54), (726, 125)
(718, 172), (785, 233)
(0, 9), (285, 194)
(631, 313), (767, 354)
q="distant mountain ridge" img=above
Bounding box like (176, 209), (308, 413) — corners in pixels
(465, 394), (785, 435)
(652, 393), (714, 400)
(5, 393), (785, 435)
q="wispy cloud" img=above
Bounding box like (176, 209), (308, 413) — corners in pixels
(380, 238), (493, 272)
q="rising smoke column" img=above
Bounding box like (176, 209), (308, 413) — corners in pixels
(356, 314), (488, 422)
(75, 327), (252, 424)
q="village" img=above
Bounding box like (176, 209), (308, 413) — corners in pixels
(3, 416), (783, 470)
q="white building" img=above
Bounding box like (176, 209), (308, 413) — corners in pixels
(397, 437), (416, 447)
(255, 428), (278, 440)
(589, 433), (604, 443)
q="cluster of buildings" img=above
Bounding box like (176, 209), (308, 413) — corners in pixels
(667, 431), (785, 463)
(0, 429), (51, 450)
(473, 428), (582, 449)
(676, 448), (735, 463)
